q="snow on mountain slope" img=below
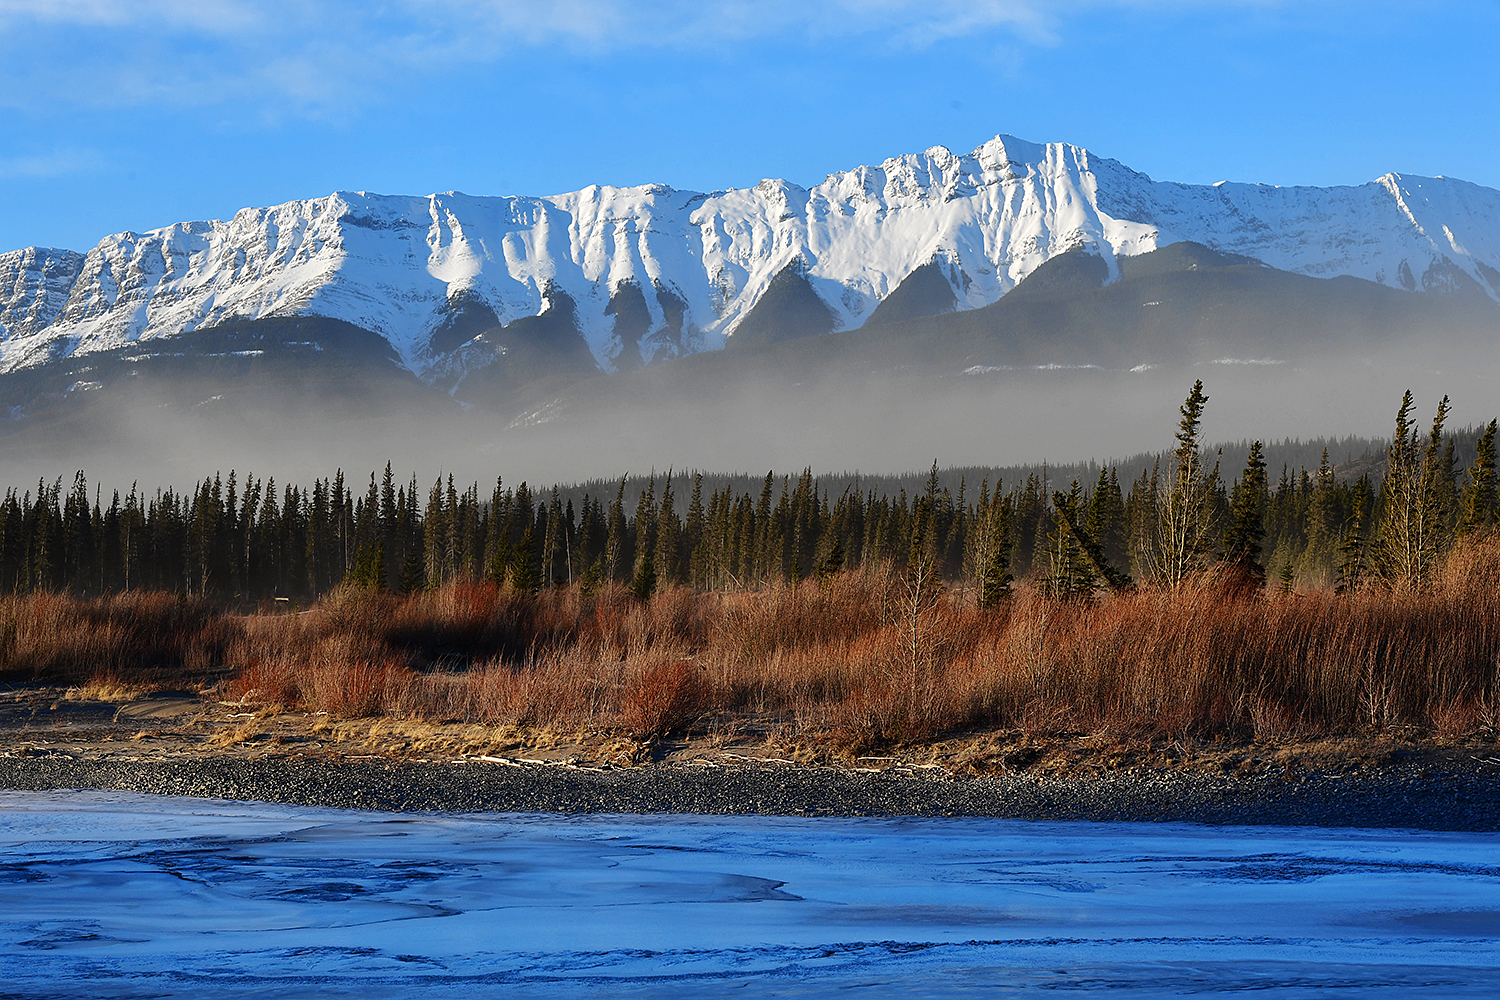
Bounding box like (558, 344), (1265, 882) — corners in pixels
(0, 247), (86, 345)
(3, 134), (1498, 378)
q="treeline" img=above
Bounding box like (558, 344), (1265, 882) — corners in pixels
(0, 384), (1495, 603)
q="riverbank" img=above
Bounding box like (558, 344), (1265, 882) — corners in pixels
(4, 751), (1500, 830)
(3, 684), (1498, 830)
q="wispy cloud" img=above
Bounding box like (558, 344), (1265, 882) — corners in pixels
(0, 0), (1353, 116)
(0, 148), (102, 179)
(411, 0), (1058, 47)
(0, 0), (262, 30)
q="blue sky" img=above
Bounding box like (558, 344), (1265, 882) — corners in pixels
(1, 0), (1495, 252)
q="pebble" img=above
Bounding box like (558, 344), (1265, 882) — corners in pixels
(1, 756), (1497, 830)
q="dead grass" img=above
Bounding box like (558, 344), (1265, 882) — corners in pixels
(0, 591), (239, 688)
(8, 537), (1500, 752)
(205, 721), (264, 748)
(63, 678), (157, 703)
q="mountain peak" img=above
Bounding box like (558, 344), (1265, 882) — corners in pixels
(3, 132), (1499, 380)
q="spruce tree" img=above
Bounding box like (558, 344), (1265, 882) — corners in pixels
(604, 477), (629, 581)
(1084, 467), (1128, 572)
(1375, 392), (1453, 587)
(542, 486), (563, 587)
(350, 541), (386, 591)
(1335, 514), (1367, 594)
(509, 525), (542, 595)
(580, 555), (605, 596)
(973, 478), (1013, 609)
(379, 462), (398, 562)
(1222, 441), (1268, 584)
(1012, 474), (1044, 578)
(423, 477), (446, 588)
(753, 472), (774, 581)
(1049, 480), (1129, 597)
(1156, 380), (1219, 586)
(685, 473), (706, 587)
(398, 536), (426, 593)
(632, 475), (658, 587)
(816, 535), (845, 583)
(629, 547), (657, 600)
(1458, 418), (1498, 537)
(654, 473), (679, 586)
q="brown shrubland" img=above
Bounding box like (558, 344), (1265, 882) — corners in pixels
(4, 537), (1499, 751)
(0, 591), (239, 691)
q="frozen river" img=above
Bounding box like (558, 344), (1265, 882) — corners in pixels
(2, 790), (1499, 997)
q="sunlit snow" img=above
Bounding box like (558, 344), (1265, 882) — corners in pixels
(3, 135), (1499, 378)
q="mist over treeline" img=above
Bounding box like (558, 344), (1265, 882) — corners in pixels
(6, 339), (1494, 499)
(554, 431), (1454, 516)
(1, 377), (1496, 607)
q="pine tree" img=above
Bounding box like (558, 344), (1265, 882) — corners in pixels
(580, 555), (605, 595)
(1222, 441), (1268, 585)
(542, 486), (563, 587)
(972, 478), (1013, 609)
(1155, 380), (1220, 586)
(654, 473), (679, 586)
(1375, 392), (1453, 587)
(629, 545), (657, 600)
(604, 477), (629, 582)
(1012, 474), (1044, 579)
(509, 525), (542, 595)
(1084, 467), (1128, 572)
(1047, 481), (1095, 598)
(1335, 514), (1367, 594)
(685, 473), (707, 588)
(1049, 480), (1130, 598)
(1458, 418), (1498, 537)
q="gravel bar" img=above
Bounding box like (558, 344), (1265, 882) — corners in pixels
(2, 755), (1498, 830)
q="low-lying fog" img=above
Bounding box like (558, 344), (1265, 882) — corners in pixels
(0, 342), (1493, 494)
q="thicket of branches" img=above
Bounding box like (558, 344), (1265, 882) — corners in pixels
(0, 383), (1494, 604)
(3, 545), (1497, 746)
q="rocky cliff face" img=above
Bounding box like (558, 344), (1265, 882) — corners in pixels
(3, 134), (1498, 379)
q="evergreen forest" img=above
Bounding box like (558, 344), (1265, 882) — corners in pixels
(1, 385), (1495, 604)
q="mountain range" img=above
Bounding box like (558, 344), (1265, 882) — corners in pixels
(2, 133), (1497, 483)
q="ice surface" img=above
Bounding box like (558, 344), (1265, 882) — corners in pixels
(3, 790), (1500, 997)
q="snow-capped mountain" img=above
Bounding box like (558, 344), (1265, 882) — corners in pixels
(3, 134), (1499, 379)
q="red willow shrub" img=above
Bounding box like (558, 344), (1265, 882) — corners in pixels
(619, 659), (707, 740)
(0, 591), (240, 688)
(9, 537), (1500, 746)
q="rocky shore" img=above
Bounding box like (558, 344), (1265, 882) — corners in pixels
(4, 751), (1499, 831)
(3, 685), (1497, 829)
